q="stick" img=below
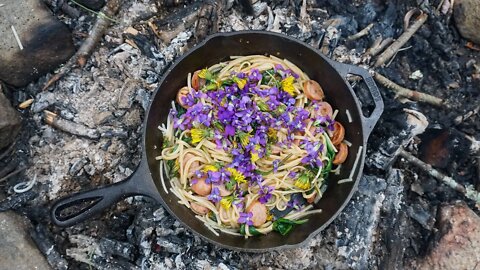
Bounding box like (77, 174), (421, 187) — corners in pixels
(399, 148), (480, 205)
(367, 37), (394, 57)
(42, 0), (121, 91)
(44, 110), (100, 139)
(374, 12), (428, 67)
(347, 23), (374, 41)
(11, 25), (24, 50)
(373, 72), (446, 107)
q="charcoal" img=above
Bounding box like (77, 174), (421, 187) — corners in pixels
(0, 191), (37, 212)
(99, 238), (136, 261)
(30, 224), (69, 270)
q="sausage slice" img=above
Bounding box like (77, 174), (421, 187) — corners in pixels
(246, 201), (268, 227)
(190, 176), (212, 196)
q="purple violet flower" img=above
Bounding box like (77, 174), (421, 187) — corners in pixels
(259, 185), (274, 204)
(225, 125), (235, 136)
(237, 212), (253, 226)
(208, 187), (221, 203)
(248, 69), (262, 82)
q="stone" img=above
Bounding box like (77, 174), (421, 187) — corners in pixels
(0, 0), (75, 87)
(415, 203), (480, 269)
(0, 211), (51, 270)
(454, 0), (480, 44)
(0, 86), (21, 149)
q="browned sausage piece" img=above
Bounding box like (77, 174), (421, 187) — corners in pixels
(303, 80), (325, 101)
(315, 101), (333, 117)
(246, 200), (268, 227)
(192, 70), (206, 90)
(190, 176), (212, 196)
(306, 192), (317, 204)
(333, 143), (348, 165)
(176, 86), (190, 109)
(191, 202), (209, 215)
(214, 184), (232, 196)
(330, 122), (345, 146)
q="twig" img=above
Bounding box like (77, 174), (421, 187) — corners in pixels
(42, 0), (121, 91)
(0, 166), (26, 183)
(18, 98), (34, 109)
(403, 8), (422, 31)
(0, 141), (16, 160)
(399, 148), (480, 205)
(44, 110), (100, 139)
(367, 37), (393, 57)
(347, 23), (374, 41)
(466, 42), (480, 51)
(11, 25), (24, 50)
(373, 72), (446, 107)
(374, 12), (428, 67)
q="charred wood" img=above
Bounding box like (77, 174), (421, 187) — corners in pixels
(30, 224), (69, 270)
(44, 110), (100, 140)
(43, 0), (122, 90)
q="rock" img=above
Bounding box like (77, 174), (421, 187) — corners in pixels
(0, 0), (75, 87)
(415, 203), (480, 269)
(0, 211), (51, 270)
(454, 0), (480, 44)
(0, 87), (21, 149)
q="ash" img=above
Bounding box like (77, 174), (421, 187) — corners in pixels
(3, 0), (479, 269)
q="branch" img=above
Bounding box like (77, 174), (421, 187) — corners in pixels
(374, 12), (428, 67)
(373, 72), (446, 107)
(42, 0), (121, 91)
(399, 148), (480, 205)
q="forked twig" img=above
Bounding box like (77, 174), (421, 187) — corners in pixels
(42, 0), (121, 91)
(373, 72), (446, 107)
(374, 11), (428, 67)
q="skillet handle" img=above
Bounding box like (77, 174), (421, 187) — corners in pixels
(331, 61), (384, 138)
(51, 159), (157, 227)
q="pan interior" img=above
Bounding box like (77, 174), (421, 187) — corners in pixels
(144, 32), (365, 251)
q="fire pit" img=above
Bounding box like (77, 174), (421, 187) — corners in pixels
(0, 0), (479, 269)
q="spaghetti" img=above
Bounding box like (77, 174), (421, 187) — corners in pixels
(157, 55), (353, 237)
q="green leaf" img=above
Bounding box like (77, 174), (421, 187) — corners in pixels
(221, 79), (234, 86)
(272, 218), (308, 236)
(225, 179), (236, 191)
(240, 224), (262, 236)
(208, 212), (217, 222)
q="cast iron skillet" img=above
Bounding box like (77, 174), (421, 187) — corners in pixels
(51, 31), (384, 252)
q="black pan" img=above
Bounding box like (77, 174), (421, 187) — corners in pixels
(51, 31), (383, 252)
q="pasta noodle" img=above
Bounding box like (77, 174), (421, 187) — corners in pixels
(157, 55), (356, 237)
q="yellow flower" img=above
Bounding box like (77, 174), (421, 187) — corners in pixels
(238, 131), (252, 147)
(233, 77), (247, 89)
(198, 68), (211, 79)
(250, 145), (262, 163)
(220, 196), (233, 209)
(281, 76), (296, 96)
(226, 167), (246, 183)
(202, 164), (218, 173)
(294, 173), (311, 190)
(190, 128), (209, 144)
(267, 128), (277, 141)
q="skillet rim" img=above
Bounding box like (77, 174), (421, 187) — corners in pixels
(143, 30), (370, 252)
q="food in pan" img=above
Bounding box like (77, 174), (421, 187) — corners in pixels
(157, 55), (353, 237)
